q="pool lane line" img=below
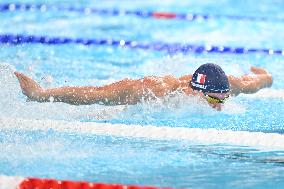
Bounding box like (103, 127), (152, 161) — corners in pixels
(2, 116), (284, 149)
(0, 3), (282, 22)
(0, 34), (283, 56)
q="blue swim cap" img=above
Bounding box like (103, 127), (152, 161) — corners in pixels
(190, 63), (230, 93)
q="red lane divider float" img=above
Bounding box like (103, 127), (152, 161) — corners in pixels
(18, 178), (170, 189)
(152, 12), (177, 19)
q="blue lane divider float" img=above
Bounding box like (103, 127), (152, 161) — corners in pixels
(0, 3), (282, 22)
(0, 34), (283, 56)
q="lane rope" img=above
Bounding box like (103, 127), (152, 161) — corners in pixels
(18, 178), (167, 189)
(0, 3), (282, 22)
(0, 33), (283, 56)
(3, 175), (170, 189)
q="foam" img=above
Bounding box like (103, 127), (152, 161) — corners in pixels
(1, 117), (284, 150)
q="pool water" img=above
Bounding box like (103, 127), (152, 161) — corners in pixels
(1, 0), (284, 188)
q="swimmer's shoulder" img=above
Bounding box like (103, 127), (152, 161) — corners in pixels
(142, 75), (177, 82)
(175, 75), (194, 95)
(178, 74), (192, 83)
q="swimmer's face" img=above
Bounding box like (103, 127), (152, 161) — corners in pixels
(203, 92), (230, 111)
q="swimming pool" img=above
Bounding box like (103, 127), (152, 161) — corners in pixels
(1, 0), (284, 188)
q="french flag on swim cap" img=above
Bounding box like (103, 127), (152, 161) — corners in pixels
(189, 63), (230, 93)
(196, 73), (206, 84)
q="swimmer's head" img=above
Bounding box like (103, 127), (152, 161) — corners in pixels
(190, 63), (230, 110)
(190, 63), (230, 94)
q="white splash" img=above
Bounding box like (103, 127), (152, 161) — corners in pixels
(0, 63), (20, 102)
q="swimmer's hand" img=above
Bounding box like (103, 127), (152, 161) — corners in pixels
(250, 66), (270, 75)
(250, 66), (273, 87)
(14, 72), (44, 101)
(228, 66), (273, 96)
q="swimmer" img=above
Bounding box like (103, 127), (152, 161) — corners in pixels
(14, 63), (272, 111)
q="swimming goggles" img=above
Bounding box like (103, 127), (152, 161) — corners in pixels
(204, 93), (229, 104)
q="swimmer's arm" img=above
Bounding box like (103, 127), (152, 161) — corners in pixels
(14, 72), (129, 105)
(40, 86), (108, 105)
(15, 71), (101, 104)
(228, 67), (273, 96)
